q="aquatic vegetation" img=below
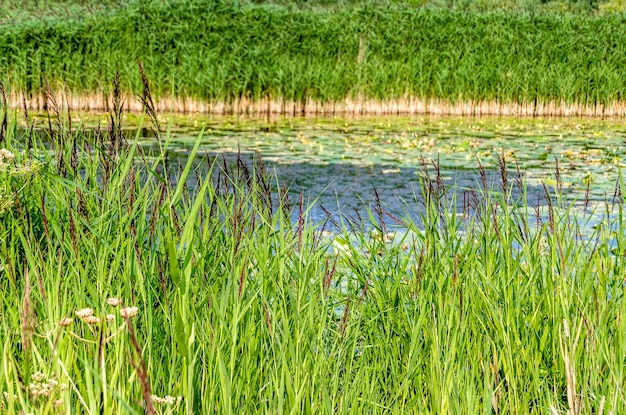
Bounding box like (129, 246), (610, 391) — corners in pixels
(2, 2), (626, 115)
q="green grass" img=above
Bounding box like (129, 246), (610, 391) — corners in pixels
(2, 1), (626, 111)
(0, 103), (625, 413)
(0, 0), (609, 24)
(0, 0), (135, 26)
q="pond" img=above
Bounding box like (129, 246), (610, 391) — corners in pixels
(26, 113), (626, 228)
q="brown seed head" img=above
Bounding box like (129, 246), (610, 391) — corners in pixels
(83, 316), (100, 325)
(58, 317), (73, 327)
(107, 297), (123, 307)
(75, 308), (94, 318)
(120, 306), (138, 319)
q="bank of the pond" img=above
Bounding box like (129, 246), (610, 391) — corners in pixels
(13, 93), (626, 117)
(3, 1), (626, 116)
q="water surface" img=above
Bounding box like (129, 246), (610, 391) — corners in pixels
(28, 113), (626, 227)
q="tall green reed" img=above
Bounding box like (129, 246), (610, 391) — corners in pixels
(3, 2), (626, 113)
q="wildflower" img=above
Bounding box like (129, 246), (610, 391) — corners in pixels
(53, 399), (64, 407)
(32, 372), (46, 382)
(75, 308), (94, 318)
(83, 316), (100, 325)
(106, 314), (116, 322)
(120, 306), (138, 319)
(28, 381), (51, 397)
(0, 149), (14, 163)
(107, 297), (123, 307)
(152, 395), (183, 405)
(58, 317), (73, 327)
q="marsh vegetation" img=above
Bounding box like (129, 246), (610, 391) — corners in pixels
(2, 0), (626, 413)
(3, 0), (626, 115)
(1, 80), (626, 413)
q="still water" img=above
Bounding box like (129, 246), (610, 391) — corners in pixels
(29, 113), (626, 226)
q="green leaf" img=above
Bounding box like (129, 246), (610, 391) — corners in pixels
(173, 295), (188, 360)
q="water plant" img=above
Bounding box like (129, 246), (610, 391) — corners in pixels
(3, 1), (626, 115)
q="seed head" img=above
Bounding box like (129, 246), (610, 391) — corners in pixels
(106, 314), (116, 322)
(83, 316), (100, 325)
(152, 395), (183, 405)
(75, 308), (94, 318)
(107, 297), (123, 307)
(0, 149), (14, 163)
(32, 372), (46, 382)
(58, 317), (73, 327)
(120, 306), (138, 319)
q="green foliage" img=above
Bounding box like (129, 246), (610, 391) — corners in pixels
(2, 1), (626, 108)
(0, 110), (625, 413)
(599, 0), (626, 13)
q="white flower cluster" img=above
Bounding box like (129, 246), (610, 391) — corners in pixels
(107, 297), (123, 307)
(27, 371), (67, 406)
(75, 308), (100, 325)
(0, 148), (14, 163)
(59, 299), (140, 328)
(120, 306), (138, 319)
(151, 395), (183, 405)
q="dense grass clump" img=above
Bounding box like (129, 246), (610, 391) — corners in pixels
(0, 0), (610, 27)
(2, 1), (626, 113)
(0, 100), (625, 413)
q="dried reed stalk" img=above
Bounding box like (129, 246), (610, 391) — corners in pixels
(10, 90), (626, 117)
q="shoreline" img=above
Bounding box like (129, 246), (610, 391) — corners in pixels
(9, 92), (626, 118)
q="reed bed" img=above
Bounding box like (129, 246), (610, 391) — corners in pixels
(0, 0), (132, 26)
(1, 88), (625, 413)
(13, 92), (626, 117)
(3, 1), (626, 116)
